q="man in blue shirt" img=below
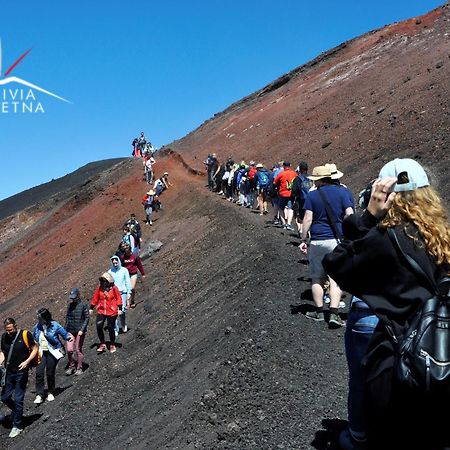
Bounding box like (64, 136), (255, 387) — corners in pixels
(299, 165), (354, 327)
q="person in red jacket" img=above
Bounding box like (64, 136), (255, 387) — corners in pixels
(90, 273), (123, 353)
(121, 243), (145, 309)
(273, 161), (297, 231)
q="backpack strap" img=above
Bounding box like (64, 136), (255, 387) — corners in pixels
(317, 188), (342, 243)
(23, 330), (30, 352)
(386, 228), (437, 294)
(5, 330), (21, 371)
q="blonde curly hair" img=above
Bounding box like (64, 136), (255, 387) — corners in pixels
(379, 186), (450, 266)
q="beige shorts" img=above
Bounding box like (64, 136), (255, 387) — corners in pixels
(309, 239), (338, 281)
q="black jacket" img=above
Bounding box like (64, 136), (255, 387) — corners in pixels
(323, 210), (449, 449)
(65, 300), (90, 334)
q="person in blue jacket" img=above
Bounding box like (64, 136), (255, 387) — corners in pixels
(32, 308), (73, 404)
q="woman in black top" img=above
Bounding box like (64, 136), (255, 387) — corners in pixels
(323, 159), (450, 450)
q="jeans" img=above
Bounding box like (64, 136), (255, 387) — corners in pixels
(1, 370), (28, 428)
(115, 293), (128, 333)
(66, 333), (86, 370)
(345, 299), (379, 440)
(36, 351), (59, 396)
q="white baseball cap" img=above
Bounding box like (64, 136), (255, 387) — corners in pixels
(379, 158), (429, 192)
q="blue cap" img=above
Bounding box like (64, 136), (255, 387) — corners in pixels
(69, 288), (80, 299)
(379, 158), (429, 192)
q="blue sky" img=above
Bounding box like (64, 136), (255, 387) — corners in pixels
(0, 0), (444, 200)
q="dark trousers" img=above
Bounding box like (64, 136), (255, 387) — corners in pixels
(96, 314), (117, 344)
(36, 351), (59, 396)
(2, 370), (28, 428)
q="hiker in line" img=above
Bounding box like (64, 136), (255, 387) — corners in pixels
(122, 226), (137, 256)
(255, 163), (270, 215)
(334, 183), (379, 450)
(299, 165), (354, 328)
(131, 137), (139, 157)
(121, 243), (145, 309)
(90, 272), (123, 353)
(142, 189), (157, 225)
(144, 155), (155, 184)
(292, 162), (312, 237)
(155, 172), (173, 196)
(109, 255), (132, 334)
(269, 162), (284, 225)
(0, 318), (38, 438)
(125, 213), (142, 249)
(137, 132), (146, 156)
(273, 161), (297, 231)
(65, 288), (89, 376)
(33, 308), (73, 404)
(246, 161), (258, 208)
(323, 159), (450, 450)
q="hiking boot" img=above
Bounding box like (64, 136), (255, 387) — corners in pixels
(47, 393), (55, 402)
(305, 311), (325, 322)
(34, 395), (44, 404)
(109, 344), (117, 353)
(74, 368), (83, 376)
(9, 427), (22, 438)
(97, 343), (107, 353)
(329, 313), (345, 328)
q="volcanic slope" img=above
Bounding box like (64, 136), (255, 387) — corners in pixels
(166, 4), (450, 204)
(3, 155), (348, 450)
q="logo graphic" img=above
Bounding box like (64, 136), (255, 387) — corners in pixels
(0, 39), (70, 114)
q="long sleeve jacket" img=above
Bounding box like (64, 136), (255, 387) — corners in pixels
(90, 285), (123, 316)
(65, 300), (90, 334)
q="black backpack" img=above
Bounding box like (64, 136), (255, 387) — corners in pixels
(387, 228), (450, 394)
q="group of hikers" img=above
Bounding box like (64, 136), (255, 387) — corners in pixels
(131, 131), (155, 158)
(205, 152), (450, 450)
(1, 141), (449, 449)
(0, 212), (148, 438)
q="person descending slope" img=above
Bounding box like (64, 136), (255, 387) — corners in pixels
(109, 256), (132, 335)
(90, 273), (123, 353)
(65, 288), (89, 376)
(0, 318), (39, 438)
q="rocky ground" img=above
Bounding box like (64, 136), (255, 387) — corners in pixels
(1, 163), (349, 449)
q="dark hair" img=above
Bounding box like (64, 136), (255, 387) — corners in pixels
(37, 308), (52, 325)
(3, 318), (16, 326)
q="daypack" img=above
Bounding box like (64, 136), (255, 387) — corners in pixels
(386, 229), (450, 394)
(23, 330), (41, 367)
(299, 174), (313, 199)
(248, 167), (257, 181)
(257, 170), (270, 188)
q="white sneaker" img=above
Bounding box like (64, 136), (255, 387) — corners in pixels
(115, 330), (119, 337)
(34, 395), (44, 404)
(123, 325), (128, 333)
(9, 427), (22, 438)
(339, 301), (346, 309)
(47, 393), (55, 402)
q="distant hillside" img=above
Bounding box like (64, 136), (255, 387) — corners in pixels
(0, 158), (126, 220)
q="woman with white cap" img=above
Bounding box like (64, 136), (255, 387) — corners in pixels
(89, 273), (123, 353)
(323, 158), (450, 450)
